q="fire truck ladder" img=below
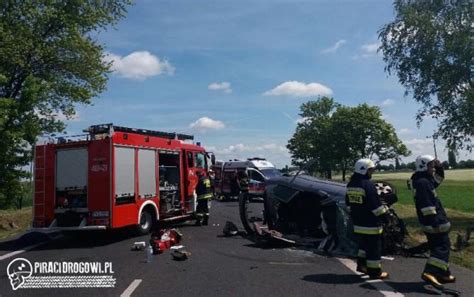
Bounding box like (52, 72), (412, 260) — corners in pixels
(33, 146), (47, 227)
(85, 123), (195, 141)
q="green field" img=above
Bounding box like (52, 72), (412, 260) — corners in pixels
(373, 169), (474, 213)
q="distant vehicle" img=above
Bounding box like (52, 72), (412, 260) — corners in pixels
(211, 158), (281, 200)
(32, 123), (214, 234)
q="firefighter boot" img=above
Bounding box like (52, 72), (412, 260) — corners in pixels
(356, 259), (367, 274)
(421, 272), (444, 290)
(369, 272), (389, 280)
(202, 215), (209, 226)
(438, 272), (456, 284)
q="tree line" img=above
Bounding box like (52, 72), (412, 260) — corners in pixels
(287, 97), (410, 181)
(377, 159), (474, 171)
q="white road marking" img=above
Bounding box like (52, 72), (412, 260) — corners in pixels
(337, 257), (404, 297)
(120, 279), (142, 297)
(382, 256), (395, 261)
(0, 234), (63, 261)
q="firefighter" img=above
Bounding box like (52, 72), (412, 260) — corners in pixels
(346, 158), (389, 279)
(237, 171), (249, 193)
(411, 155), (454, 289)
(195, 171), (213, 226)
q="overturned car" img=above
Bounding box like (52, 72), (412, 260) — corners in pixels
(238, 173), (407, 255)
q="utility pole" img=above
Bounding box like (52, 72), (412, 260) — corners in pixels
(432, 132), (438, 159)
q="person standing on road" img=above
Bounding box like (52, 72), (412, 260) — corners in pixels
(411, 154), (455, 289)
(195, 171), (213, 226)
(346, 158), (389, 279)
(237, 171), (249, 193)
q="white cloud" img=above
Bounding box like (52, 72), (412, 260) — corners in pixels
(263, 81), (333, 97)
(217, 143), (288, 154)
(208, 82), (232, 94)
(361, 42), (380, 53)
(103, 51), (175, 80)
(398, 128), (412, 135)
(189, 117), (225, 132)
(352, 41), (382, 59)
(404, 138), (433, 155)
(381, 98), (395, 107)
(321, 39), (346, 54)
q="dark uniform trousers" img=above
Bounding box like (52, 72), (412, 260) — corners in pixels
(424, 232), (451, 277)
(196, 198), (210, 224)
(196, 176), (213, 225)
(356, 233), (382, 276)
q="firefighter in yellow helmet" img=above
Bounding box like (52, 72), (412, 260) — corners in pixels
(411, 155), (454, 290)
(346, 158), (389, 279)
(195, 171), (213, 226)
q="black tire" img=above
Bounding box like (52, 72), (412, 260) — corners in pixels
(137, 211), (153, 235)
(239, 192), (266, 235)
(239, 192), (254, 235)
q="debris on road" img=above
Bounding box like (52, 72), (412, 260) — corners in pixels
(222, 221), (239, 236)
(453, 224), (473, 251)
(170, 245), (185, 250)
(150, 228), (183, 254)
(171, 249), (191, 261)
(131, 241), (146, 251)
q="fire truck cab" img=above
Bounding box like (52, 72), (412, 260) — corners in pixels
(212, 158), (281, 200)
(32, 124), (213, 234)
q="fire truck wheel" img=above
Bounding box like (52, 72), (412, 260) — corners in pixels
(137, 211), (153, 235)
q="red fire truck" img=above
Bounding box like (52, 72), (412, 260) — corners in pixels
(32, 124), (214, 234)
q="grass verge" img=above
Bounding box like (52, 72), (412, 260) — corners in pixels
(0, 207), (32, 240)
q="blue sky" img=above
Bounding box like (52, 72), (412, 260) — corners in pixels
(63, 0), (471, 168)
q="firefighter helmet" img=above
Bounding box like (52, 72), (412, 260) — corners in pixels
(415, 154), (435, 172)
(354, 158), (375, 175)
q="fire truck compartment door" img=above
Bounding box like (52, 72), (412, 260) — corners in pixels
(115, 147), (135, 197)
(138, 149), (156, 198)
(56, 148), (88, 190)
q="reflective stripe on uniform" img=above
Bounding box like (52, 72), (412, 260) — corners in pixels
(353, 225), (383, 235)
(358, 249), (366, 258)
(197, 193), (213, 200)
(366, 260), (381, 269)
(347, 187), (365, 204)
(422, 222), (451, 233)
(420, 206), (437, 216)
(372, 205), (388, 216)
(427, 257), (449, 271)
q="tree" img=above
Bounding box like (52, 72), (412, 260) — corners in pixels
(287, 98), (410, 180)
(0, 1), (132, 209)
(379, 0), (473, 151)
(448, 149), (457, 168)
(287, 97), (339, 178)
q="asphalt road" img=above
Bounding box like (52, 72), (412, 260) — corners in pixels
(0, 201), (473, 297)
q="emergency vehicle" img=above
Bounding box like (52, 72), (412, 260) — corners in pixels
(212, 158), (281, 200)
(32, 124), (214, 234)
